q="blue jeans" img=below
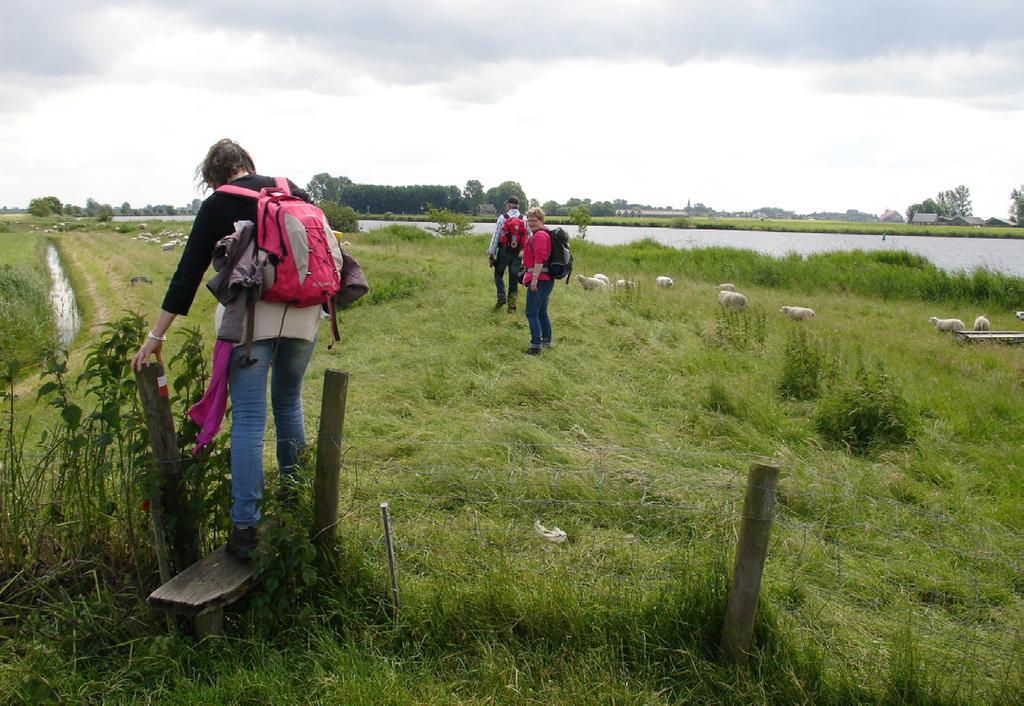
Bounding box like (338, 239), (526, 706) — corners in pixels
(228, 337), (315, 527)
(524, 278), (554, 347)
(493, 248), (521, 303)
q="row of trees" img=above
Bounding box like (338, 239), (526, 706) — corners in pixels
(306, 173), (529, 215)
(906, 185), (973, 222)
(27, 196), (184, 219)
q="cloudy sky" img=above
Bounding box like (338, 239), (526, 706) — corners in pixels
(2, 1), (1021, 218)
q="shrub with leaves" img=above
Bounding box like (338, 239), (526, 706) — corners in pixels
(702, 308), (766, 350)
(815, 364), (916, 454)
(777, 329), (824, 401)
(426, 207), (473, 237)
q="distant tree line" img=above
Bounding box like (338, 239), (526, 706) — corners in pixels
(26, 195), (193, 220)
(307, 173), (530, 215)
(906, 185), (973, 222)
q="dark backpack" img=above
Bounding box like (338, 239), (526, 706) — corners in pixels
(544, 227), (573, 281)
(499, 213), (527, 250)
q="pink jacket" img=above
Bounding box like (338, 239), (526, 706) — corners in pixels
(522, 228), (552, 283)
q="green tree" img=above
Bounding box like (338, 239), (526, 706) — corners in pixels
(541, 200), (561, 216)
(96, 204), (115, 222)
(1010, 188), (1023, 224)
(484, 181), (528, 213)
(306, 173), (352, 203)
(120, 202), (132, 215)
(28, 196), (62, 217)
(938, 185), (972, 217)
(319, 202), (360, 232)
(27, 198), (51, 217)
(462, 179), (484, 213)
(426, 206), (473, 237)
(568, 204), (591, 240)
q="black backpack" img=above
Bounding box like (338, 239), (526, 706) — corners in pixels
(545, 227), (573, 281)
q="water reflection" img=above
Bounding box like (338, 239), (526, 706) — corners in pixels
(360, 220), (1024, 278)
(46, 245), (80, 348)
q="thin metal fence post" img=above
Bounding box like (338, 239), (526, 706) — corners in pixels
(380, 502), (400, 611)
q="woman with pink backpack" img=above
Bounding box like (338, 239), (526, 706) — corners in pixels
(131, 139), (331, 560)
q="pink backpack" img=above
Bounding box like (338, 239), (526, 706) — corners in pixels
(216, 178), (341, 308)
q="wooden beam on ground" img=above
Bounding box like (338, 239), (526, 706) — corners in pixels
(148, 545), (257, 637)
(953, 330), (1024, 344)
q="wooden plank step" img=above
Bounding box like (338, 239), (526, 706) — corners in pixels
(953, 330), (1024, 344)
(148, 545), (257, 617)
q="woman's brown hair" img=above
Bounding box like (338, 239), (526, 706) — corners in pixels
(196, 138), (256, 191)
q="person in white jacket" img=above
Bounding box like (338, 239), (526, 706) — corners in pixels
(486, 196), (526, 312)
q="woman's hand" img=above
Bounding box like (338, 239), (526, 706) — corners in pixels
(131, 337), (163, 372)
(530, 278), (539, 292)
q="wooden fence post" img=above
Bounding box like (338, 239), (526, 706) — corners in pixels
(135, 363), (198, 573)
(721, 460), (781, 664)
(314, 369), (349, 558)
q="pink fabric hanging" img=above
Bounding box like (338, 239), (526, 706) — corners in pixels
(188, 339), (233, 454)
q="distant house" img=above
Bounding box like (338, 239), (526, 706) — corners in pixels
(476, 204), (497, 216)
(963, 216), (985, 226)
(912, 213), (939, 225)
(879, 209), (904, 223)
(985, 217), (1014, 227)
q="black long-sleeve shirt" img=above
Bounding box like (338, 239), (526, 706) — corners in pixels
(162, 175), (309, 315)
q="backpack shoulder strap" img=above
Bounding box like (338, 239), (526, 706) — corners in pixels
(216, 184), (261, 199)
(274, 177), (291, 195)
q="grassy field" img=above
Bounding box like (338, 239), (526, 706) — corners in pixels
(1, 221), (1022, 704)
(0, 228), (55, 368)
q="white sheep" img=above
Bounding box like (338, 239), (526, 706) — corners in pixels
(973, 315), (990, 331)
(780, 305), (815, 321)
(718, 283), (736, 292)
(161, 242), (177, 251)
(655, 276), (674, 288)
(614, 279), (637, 289)
(718, 290), (748, 309)
(1016, 311), (1024, 321)
(928, 316), (965, 332)
(592, 274), (611, 286)
(576, 274), (611, 290)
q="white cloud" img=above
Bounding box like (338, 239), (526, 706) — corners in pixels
(0, 1), (1020, 219)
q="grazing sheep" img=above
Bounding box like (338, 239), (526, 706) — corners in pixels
(614, 279), (637, 289)
(1016, 311), (1024, 321)
(161, 242), (177, 251)
(973, 315), (990, 331)
(137, 223), (147, 230)
(718, 283), (736, 292)
(928, 316), (965, 332)
(576, 274), (611, 290)
(718, 290), (748, 309)
(592, 274), (611, 286)
(780, 305), (815, 321)
(655, 276), (674, 288)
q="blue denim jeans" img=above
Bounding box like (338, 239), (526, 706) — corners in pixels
(228, 337), (315, 527)
(493, 247), (521, 303)
(524, 278), (554, 347)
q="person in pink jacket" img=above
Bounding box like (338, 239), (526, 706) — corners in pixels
(521, 207), (555, 355)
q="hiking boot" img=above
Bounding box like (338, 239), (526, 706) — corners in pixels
(525, 346), (542, 356)
(226, 525), (259, 561)
(541, 340), (552, 349)
(506, 296), (517, 313)
(494, 300), (506, 312)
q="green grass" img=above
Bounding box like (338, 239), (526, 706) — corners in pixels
(0, 230), (55, 367)
(1, 225), (1022, 704)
